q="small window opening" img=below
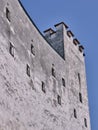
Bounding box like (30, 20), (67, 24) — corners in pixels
(74, 109), (77, 119)
(6, 7), (10, 22)
(31, 44), (35, 55)
(42, 81), (46, 93)
(62, 78), (65, 87)
(52, 67), (55, 77)
(84, 118), (87, 127)
(57, 95), (61, 105)
(26, 64), (30, 77)
(79, 92), (82, 103)
(78, 73), (81, 87)
(9, 42), (14, 57)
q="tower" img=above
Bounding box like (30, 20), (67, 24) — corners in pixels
(44, 22), (91, 130)
(0, 0), (91, 130)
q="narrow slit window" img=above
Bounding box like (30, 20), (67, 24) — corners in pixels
(74, 109), (77, 119)
(9, 42), (14, 57)
(6, 7), (10, 22)
(42, 81), (46, 93)
(31, 44), (35, 55)
(84, 118), (87, 127)
(78, 73), (81, 88)
(26, 64), (30, 77)
(57, 95), (61, 105)
(62, 78), (65, 87)
(79, 92), (82, 103)
(52, 67), (55, 77)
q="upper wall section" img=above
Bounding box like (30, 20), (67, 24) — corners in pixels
(44, 22), (85, 60)
(0, 0), (66, 67)
(0, 0), (85, 62)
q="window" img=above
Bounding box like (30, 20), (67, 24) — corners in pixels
(74, 109), (77, 119)
(79, 92), (82, 103)
(26, 64), (30, 77)
(84, 118), (87, 127)
(78, 73), (81, 86)
(31, 44), (35, 55)
(57, 95), (61, 105)
(6, 7), (10, 22)
(62, 78), (65, 87)
(9, 42), (14, 57)
(42, 81), (46, 93)
(52, 67), (55, 77)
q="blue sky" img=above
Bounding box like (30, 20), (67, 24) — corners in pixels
(20, 0), (98, 130)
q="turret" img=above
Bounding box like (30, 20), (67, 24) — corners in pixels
(44, 22), (85, 60)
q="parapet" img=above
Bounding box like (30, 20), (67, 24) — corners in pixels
(73, 38), (80, 45)
(44, 22), (85, 59)
(44, 28), (56, 36)
(67, 30), (74, 38)
(79, 45), (84, 52)
(54, 22), (68, 30)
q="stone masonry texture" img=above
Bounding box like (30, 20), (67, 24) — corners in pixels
(0, 0), (91, 130)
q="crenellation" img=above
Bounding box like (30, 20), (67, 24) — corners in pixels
(54, 22), (68, 30)
(73, 38), (80, 45)
(67, 30), (74, 38)
(44, 28), (55, 36)
(44, 22), (85, 60)
(79, 45), (84, 53)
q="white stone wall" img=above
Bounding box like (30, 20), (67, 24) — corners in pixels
(0, 0), (91, 130)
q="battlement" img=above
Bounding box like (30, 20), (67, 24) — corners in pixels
(54, 22), (68, 29)
(44, 22), (85, 59)
(44, 28), (56, 35)
(67, 30), (74, 38)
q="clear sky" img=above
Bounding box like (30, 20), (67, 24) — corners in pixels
(20, 0), (98, 130)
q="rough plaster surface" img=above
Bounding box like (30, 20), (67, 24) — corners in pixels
(0, 0), (91, 130)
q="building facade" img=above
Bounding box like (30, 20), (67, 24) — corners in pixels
(0, 0), (91, 130)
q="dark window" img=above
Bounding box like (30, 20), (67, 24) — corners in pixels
(74, 109), (77, 118)
(84, 118), (87, 127)
(62, 78), (65, 87)
(9, 42), (14, 57)
(42, 81), (46, 93)
(31, 44), (35, 55)
(6, 7), (10, 22)
(26, 64), (30, 77)
(79, 92), (82, 103)
(52, 67), (55, 77)
(78, 73), (81, 86)
(57, 95), (61, 105)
